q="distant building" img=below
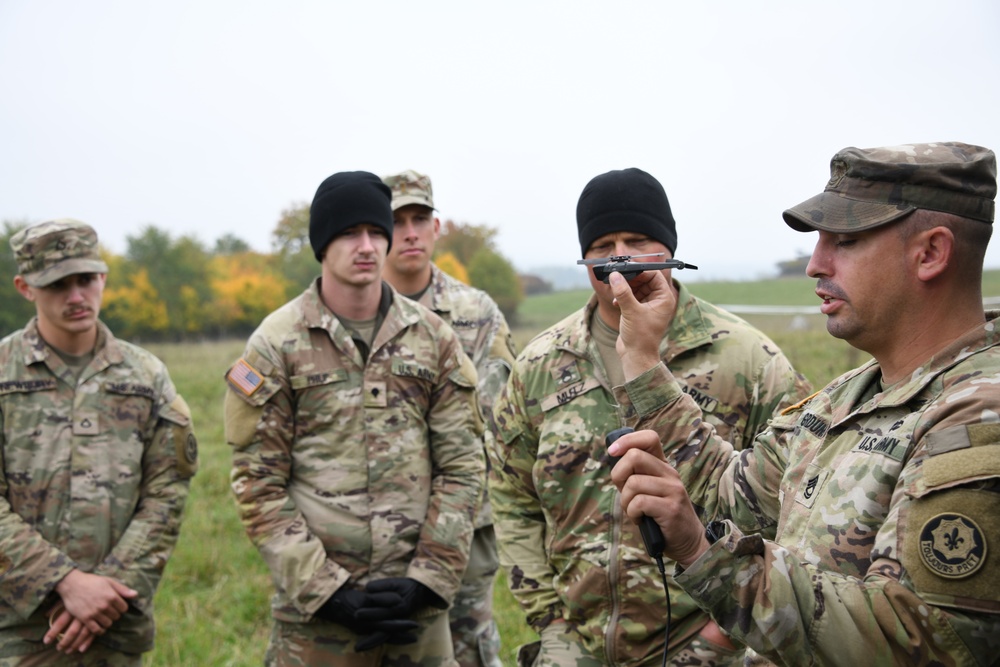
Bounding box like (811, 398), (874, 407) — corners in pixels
(776, 254), (810, 277)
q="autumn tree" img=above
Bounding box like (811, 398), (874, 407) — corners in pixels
(437, 220), (499, 265)
(102, 267), (170, 339)
(468, 247), (523, 321)
(121, 226), (212, 337)
(206, 252), (289, 335)
(434, 251), (469, 284)
(214, 233), (251, 255)
(271, 202), (316, 295)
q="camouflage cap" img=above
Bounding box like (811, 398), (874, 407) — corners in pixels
(10, 219), (109, 287)
(382, 170), (435, 211)
(783, 142), (997, 233)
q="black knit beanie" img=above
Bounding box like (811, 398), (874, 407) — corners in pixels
(576, 168), (677, 255)
(309, 171), (394, 260)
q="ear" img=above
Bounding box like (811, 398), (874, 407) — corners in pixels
(13, 275), (35, 301)
(432, 216), (441, 240)
(913, 226), (953, 282)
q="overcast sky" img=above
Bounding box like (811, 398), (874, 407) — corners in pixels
(3, 1), (999, 281)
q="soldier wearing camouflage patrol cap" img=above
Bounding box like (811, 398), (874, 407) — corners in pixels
(489, 168), (812, 666)
(224, 171), (486, 665)
(381, 168), (516, 667)
(0, 219), (197, 665)
(610, 142), (1000, 665)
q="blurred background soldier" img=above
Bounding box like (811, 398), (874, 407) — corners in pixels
(224, 171), (485, 666)
(382, 169), (515, 667)
(490, 168), (812, 666)
(610, 142), (1000, 666)
(0, 219), (197, 666)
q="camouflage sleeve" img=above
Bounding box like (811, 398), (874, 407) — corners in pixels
(742, 348), (812, 445)
(409, 338), (486, 603)
(633, 366), (1000, 665)
(617, 363), (749, 523)
(225, 337), (348, 617)
(488, 362), (562, 632)
(93, 387), (195, 610)
(474, 308), (516, 415)
(0, 412), (76, 616)
(676, 512), (999, 666)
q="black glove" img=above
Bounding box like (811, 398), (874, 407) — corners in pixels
(356, 577), (445, 622)
(314, 588), (399, 631)
(354, 619), (420, 652)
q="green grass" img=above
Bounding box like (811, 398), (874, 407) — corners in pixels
(143, 269), (1000, 664)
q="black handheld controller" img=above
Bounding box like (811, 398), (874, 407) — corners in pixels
(606, 427), (667, 558)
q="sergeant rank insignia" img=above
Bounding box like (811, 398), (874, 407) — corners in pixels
(918, 513), (986, 579)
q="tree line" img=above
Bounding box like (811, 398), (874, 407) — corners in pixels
(0, 205), (524, 341)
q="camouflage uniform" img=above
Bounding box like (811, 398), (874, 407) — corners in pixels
(224, 280), (485, 665)
(0, 318), (196, 662)
(490, 283), (812, 666)
(412, 263), (515, 667)
(620, 313), (1000, 666)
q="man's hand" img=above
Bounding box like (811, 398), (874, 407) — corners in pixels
(608, 269), (676, 381)
(608, 429), (712, 568)
(45, 601), (97, 655)
(51, 570), (137, 637)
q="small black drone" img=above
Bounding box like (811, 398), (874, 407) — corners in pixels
(578, 253), (698, 283)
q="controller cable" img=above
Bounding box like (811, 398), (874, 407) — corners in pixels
(606, 427), (671, 667)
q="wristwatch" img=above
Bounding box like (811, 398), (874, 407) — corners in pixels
(704, 520), (726, 545)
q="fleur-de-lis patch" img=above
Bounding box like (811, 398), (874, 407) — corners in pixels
(919, 513), (986, 579)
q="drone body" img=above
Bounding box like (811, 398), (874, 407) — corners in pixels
(577, 253), (698, 283)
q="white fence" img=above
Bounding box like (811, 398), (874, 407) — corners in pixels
(719, 296), (1000, 316)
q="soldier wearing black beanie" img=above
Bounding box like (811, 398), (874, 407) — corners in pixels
(576, 167), (678, 256)
(309, 171), (394, 260)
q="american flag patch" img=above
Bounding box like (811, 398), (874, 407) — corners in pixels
(227, 358), (264, 396)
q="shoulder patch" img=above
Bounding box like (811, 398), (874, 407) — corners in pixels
(227, 358), (264, 397)
(902, 485), (1000, 613)
(918, 513), (986, 579)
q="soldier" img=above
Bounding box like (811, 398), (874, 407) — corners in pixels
(224, 170), (486, 666)
(381, 169), (516, 667)
(610, 142), (1000, 665)
(0, 220), (197, 666)
(490, 168), (812, 666)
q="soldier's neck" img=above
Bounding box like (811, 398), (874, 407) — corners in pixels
(37, 320), (97, 357)
(384, 265), (432, 299)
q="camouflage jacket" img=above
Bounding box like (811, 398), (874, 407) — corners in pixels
(0, 318), (196, 657)
(490, 283), (812, 665)
(413, 264), (516, 527)
(225, 280), (485, 624)
(621, 312), (1000, 666)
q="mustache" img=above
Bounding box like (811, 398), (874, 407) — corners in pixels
(816, 279), (847, 301)
(64, 306), (92, 316)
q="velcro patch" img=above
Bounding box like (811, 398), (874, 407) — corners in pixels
(794, 463), (828, 509)
(163, 395), (197, 478)
(551, 363), (582, 387)
(0, 378), (57, 395)
(902, 486), (1000, 613)
(540, 377), (602, 412)
(918, 513), (986, 579)
(680, 384), (719, 413)
(227, 358), (264, 397)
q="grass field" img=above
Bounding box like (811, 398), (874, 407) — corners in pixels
(140, 271), (1000, 665)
